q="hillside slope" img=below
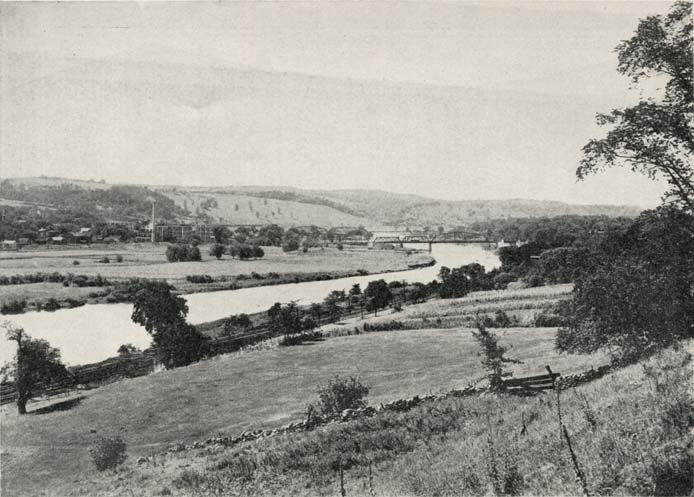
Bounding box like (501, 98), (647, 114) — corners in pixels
(2, 177), (641, 228)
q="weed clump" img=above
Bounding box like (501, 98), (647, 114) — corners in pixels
(307, 375), (369, 421)
(89, 436), (127, 471)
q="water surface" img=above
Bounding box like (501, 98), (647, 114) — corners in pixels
(1, 244), (499, 366)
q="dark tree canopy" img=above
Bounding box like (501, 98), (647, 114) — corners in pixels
(2, 324), (69, 414)
(364, 279), (393, 314)
(557, 207), (694, 362)
(579, 2), (693, 210)
(130, 281), (207, 368)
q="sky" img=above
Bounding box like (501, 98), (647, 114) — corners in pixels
(0, 1), (675, 207)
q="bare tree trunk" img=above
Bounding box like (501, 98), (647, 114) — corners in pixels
(17, 395), (28, 415)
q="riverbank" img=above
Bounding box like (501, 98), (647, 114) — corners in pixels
(0, 283), (608, 497)
(0, 246), (435, 314)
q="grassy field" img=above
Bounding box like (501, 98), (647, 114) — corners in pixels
(0, 245), (432, 308)
(0, 283), (607, 497)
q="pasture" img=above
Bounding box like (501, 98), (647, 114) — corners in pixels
(1, 284), (604, 497)
(0, 245), (432, 308)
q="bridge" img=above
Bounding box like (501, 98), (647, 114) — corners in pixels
(371, 230), (493, 252)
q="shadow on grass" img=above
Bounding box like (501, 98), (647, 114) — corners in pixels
(31, 396), (86, 415)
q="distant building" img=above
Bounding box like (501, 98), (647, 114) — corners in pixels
(1, 240), (18, 251)
(71, 227), (93, 244)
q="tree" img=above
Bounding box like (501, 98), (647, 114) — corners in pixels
(267, 302), (303, 335)
(2, 323), (69, 414)
(557, 208), (694, 362)
(257, 224), (284, 246)
(310, 303), (322, 324)
(209, 243), (225, 260)
(438, 266), (471, 298)
(131, 281), (208, 368)
(364, 279), (392, 316)
(323, 292), (343, 322)
(471, 323), (520, 391)
(212, 226), (230, 244)
(223, 313), (251, 335)
(578, 2), (693, 211)
(117, 343), (141, 357)
(308, 375), (369, 419)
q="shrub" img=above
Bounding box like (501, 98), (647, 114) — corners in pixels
(363, 320), (405, 332)
(479, 310), (517, 328)
(99, 256), (110, 264)
(72, 260), (80, 266)
(43, 298), (61, 312)
(282, 238), (299, 252)
(279, 331), (323, 346)
(64, 298), (84, 308)
(90, 436), (127, 471)
(209, 243), (225, 260)
(115, 255), (123, 263)
(166, 244), (201, 262)
(471, 323), (520, 391)
(309, 375), (369, 418)
(1, 299), (27, 314)
(336, 243), (344, 250)
(252, 245), (264, 258)
(186, 274), (214, 284)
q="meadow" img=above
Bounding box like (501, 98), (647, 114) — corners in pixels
(0, 284), (612, 497)
(0, 245), (432, 309)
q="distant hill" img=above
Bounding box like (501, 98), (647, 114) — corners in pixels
(1, 177), (642, 228)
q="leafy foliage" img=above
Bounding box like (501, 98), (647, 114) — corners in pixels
(557, 208), (694, 362)
(308, 375), (370, 419)
(578, 2), (693, 211)
(89, 436), (127, 471)
(364, 279), (393, 314)
(166, 244), (202, 262)
(2, 323), (70, 414)
(130, 281), (208, 368)
(471, 323), (519, 391)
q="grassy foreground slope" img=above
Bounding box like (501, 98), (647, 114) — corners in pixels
(1, 285), (601, 497)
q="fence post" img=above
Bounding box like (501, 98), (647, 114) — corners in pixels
(339, 457), (346, 497)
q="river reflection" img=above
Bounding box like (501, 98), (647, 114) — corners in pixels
(1, 244), (499, 366)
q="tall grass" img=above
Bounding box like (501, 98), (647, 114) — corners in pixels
(57, 345), (693, 497)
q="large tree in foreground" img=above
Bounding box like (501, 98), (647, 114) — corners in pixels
(1, 322), (70, 414)
(131, 281), (208, 369)
(557, 207), (694, 362)
(578, 2), (693, 211)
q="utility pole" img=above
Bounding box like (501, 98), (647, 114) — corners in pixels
(150, 200), (156, 244)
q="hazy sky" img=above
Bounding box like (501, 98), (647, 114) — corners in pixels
(0, 1), (675, 206)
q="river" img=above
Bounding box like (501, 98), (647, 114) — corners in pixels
(1, 244), (500, 366)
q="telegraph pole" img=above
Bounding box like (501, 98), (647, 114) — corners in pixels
(151, 200), (156, 244)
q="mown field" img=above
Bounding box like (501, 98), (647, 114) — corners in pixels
(0, 245), (432, 308)
(0, 285), (606, 497)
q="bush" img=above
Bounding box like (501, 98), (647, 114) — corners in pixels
(1, 299), (27, 314)
(479, 310), (517, 328)
(308, 375), (369, 418)
(282, 238), (300, 252)
(279, 331), (323, 346)
(90, 436), (127, 471)
(363, 320), (405, 332)
(186, 274), (214, 284)
(209, 243), (225, 260)
(166, 244), (201, 262)
(72, 260), (80, 266)
(115, 255), (123, 263)
(43, 298), (61, 312)
(99, 256), (110, 264)
(336, 243), (344, 250)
